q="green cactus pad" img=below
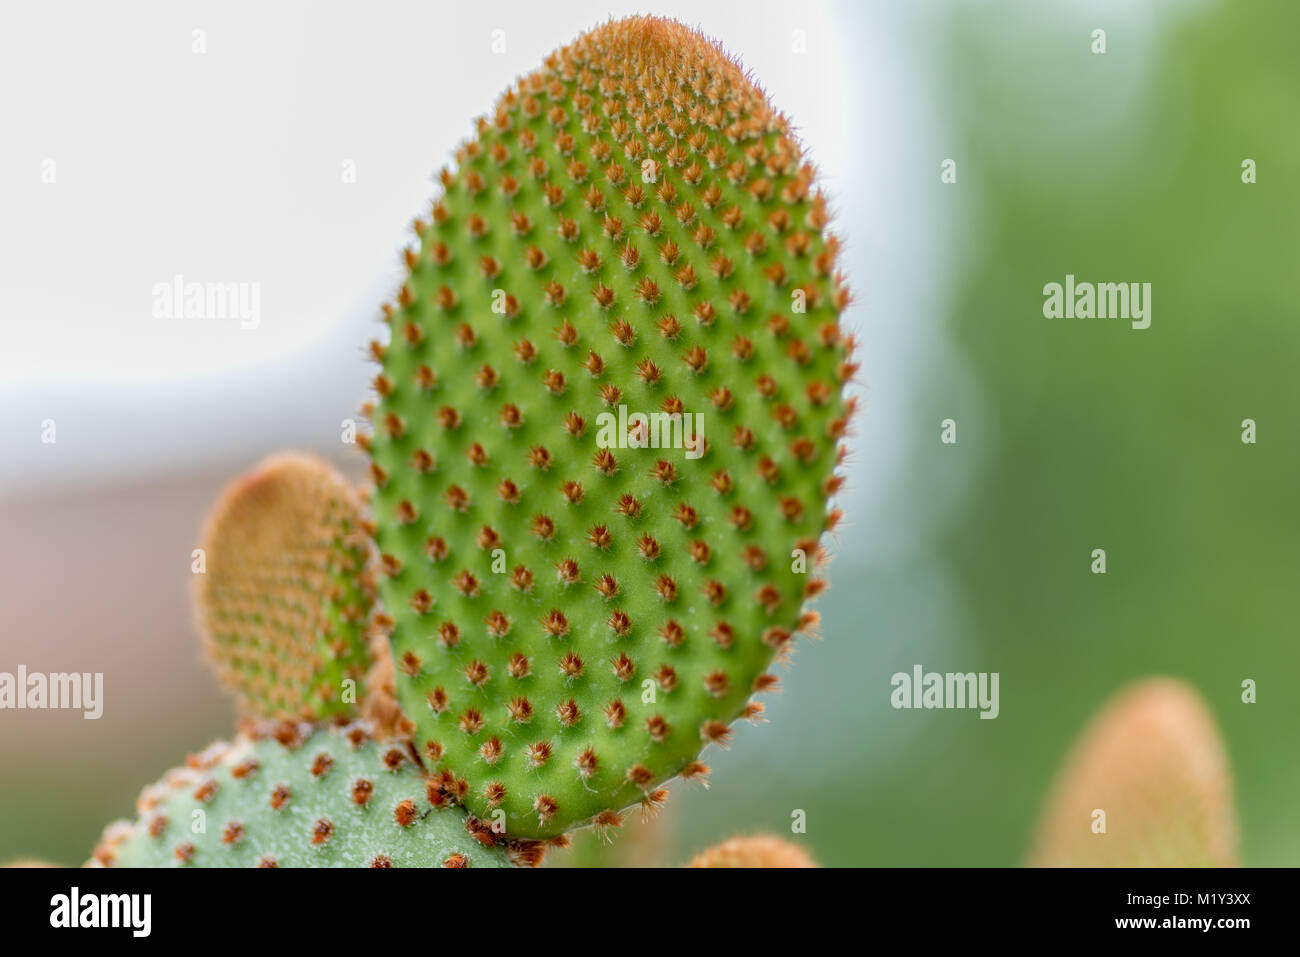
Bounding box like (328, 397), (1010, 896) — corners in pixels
(196, 453), (377, 720)
(91, 722), (528, 868)
(364, 16), (853, 837)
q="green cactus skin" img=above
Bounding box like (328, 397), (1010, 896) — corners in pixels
(364, 16), (853, 838)
(197, 453), (377, 721)
(91, 723), (520, 868)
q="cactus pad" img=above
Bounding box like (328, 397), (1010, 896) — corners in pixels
(196, 453), (376, 720)
(1028, 678), (1238, 867)
(91, 722), (527, 868)
(688, 834), (816, 868)
(365, 16), (853, 837)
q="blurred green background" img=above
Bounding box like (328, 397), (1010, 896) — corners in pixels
(668, 0), (1300, 867)
(2, 0), (1296, 866)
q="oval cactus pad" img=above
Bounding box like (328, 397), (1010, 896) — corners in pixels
(365, 16), (853, 837)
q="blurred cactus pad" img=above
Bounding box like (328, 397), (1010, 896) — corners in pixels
(362, 16), (851, 838)
(196, 453), (376, 721)
(1029, 679), (1237, 867)
(689, 834), (816, 868)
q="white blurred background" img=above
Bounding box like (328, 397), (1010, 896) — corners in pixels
(0, 0), (949, 498)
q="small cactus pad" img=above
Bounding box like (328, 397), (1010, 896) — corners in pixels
(364, 16), (852, 837)
(91, 723), (526, 868)
(688, 834), (816, 868)
(1028, 678), (1238, 867)
(196, 453), (376, 720)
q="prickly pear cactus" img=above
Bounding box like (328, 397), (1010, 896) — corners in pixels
(688, 834), (816, 868)
(364, 16), (853, 837)
(91, 722), (521, 868)
(196, 453), (376, 720)
(1028, 678), (1238, 867)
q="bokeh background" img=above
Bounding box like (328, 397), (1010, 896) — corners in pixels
(2, 0), (1296, 866)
